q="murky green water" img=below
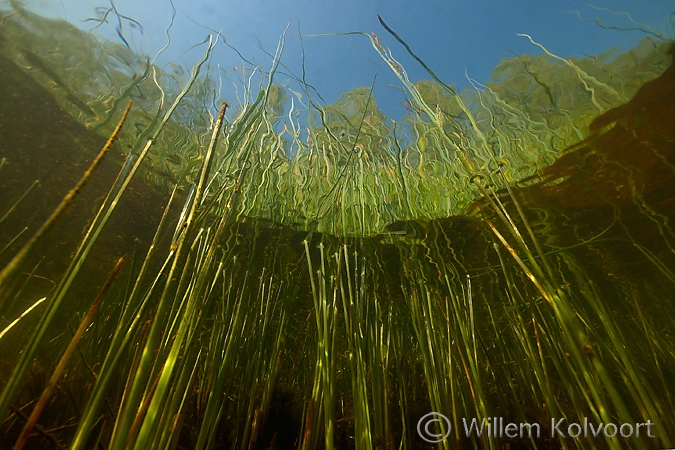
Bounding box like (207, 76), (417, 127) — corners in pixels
(1, 4), (674, 450)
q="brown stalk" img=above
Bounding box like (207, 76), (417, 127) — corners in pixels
(0, 101), (132, 307)
(10, 406), (66, 450)
(12, 256), (125, 450)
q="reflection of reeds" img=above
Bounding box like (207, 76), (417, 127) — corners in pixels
(0, 7), (674, 450)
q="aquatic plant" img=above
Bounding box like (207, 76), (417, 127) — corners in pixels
(1, 3), (674, 450)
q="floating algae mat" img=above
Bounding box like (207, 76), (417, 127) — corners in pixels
(1, 2), (674, 449)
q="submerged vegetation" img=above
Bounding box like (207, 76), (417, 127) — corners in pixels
(1, 3), (675, 450)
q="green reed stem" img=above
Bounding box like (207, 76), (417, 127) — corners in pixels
(0, 101), (130, 309)
(0, 102), (132, 425)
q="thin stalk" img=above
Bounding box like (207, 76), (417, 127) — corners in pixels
(106, 35), (217, 450)
(0, 179), (39, 228)
(72, 188), (178, 449)
(486, 220), (642, 450)
(0, 102), (132, 424)
(0, 101), (131, 308)
(12, 256), (124, 450)
(0, 296), (46, 341)
(0, 227), (28, 259)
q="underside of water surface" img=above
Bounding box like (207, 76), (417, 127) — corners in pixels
(1, 3), (675, 450)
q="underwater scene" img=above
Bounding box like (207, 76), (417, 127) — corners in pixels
(0, 0), (674, 449)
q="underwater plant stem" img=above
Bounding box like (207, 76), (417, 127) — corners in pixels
(133, 117), (240, 450)
(0, 179), (39, 228)
(303, 239), (335, 450)
(12, 256), (124, 450)
(70, 189), (176, 449)
(0, 101), (131, 310)
(194, 102), (228, 209)
(103, 36), (216, 450)
(0, 296), (46, 340)
(498, 171), (557, 280)
(487, 220), (641, 448)
(0, 102), (132, 426)
(9, 406), (66, 450)
(0, 227), (28, 259)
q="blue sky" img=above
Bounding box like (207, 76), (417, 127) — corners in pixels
(19, 0), (675, 118)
